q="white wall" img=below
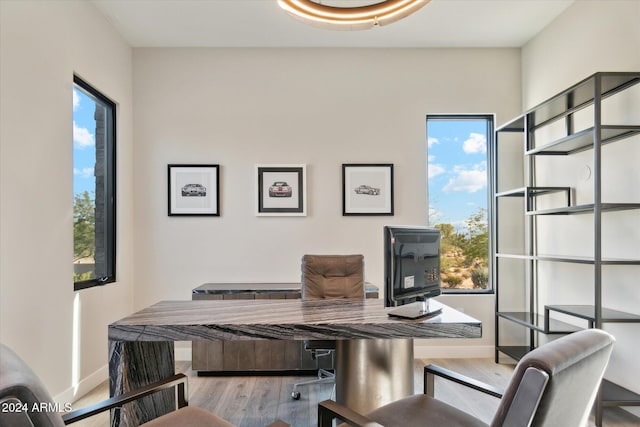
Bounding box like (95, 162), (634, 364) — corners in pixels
(522, 0), (640, 108)
(522, 0), (640, 417)
(132, 48), (522, 357)
(0, 0), (134, 402)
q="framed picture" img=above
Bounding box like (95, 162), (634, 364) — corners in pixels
(342, 163), (394, 216)
(168, 164), (220, 216)
(256, 164), (306, 216)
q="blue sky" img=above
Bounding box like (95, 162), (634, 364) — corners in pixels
(427, 119), (488, 230)
(73, 88), (96, 196)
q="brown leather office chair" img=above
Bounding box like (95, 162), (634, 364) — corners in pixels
(318, 328), (615, 427)
(0, 343), (288, 427)
(291, 254), (365, 400)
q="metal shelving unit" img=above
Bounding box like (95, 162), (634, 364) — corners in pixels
(492, 72), (640, 426)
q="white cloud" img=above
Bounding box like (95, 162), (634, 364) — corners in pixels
(463, 132), (486, 154)
(442, 163), (487, 193)
(74, 167), (94, 178)
(428, 163), (446, 178)
(73, 121), (94, 148)
(73, 89), (80, 111)
(428, 207), (443, 223)
(428, 154), (446, 178)
(428, 136), (439, 148)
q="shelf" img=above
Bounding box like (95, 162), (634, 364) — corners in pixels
(496, 253), (640, 265)
(527, 203), (640, 216)
(526, 125), (640, 156)
(496, 115), (525, 133)
(527, 72), (640, 129)
(496, 345), (530, 361)
(495, 73), (640, 135)
(497, 311), (582, 334)
(495, 186), (570, 198)
(601, 379), (640, 406)
(545, 305), (640, 324)
(496, 186), (571, 212)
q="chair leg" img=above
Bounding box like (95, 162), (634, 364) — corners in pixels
(292, 369), (335, 400)
(595, 388), (604, 427)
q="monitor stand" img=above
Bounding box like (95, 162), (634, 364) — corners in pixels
(387, 298), (443, 320)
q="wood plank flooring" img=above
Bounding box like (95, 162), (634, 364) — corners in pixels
(70, 359), (639, 427)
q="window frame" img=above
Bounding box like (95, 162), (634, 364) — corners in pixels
(73, 75), (117, 291)
(426, 113), (494, 295)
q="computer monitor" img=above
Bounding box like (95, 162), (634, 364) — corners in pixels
(384, 225), (442, 317)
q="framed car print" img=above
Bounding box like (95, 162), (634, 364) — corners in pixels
(343, 163), (394, 216)
(168, 164), (220, 216)
(256, 164), (306, 216)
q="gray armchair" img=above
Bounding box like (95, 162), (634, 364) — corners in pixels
(291, 254), (365, 400)
(318, 328), (615, 427)
(0, 343), (288, 427)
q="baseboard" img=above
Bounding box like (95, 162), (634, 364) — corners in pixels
(175, 346), (192, 361)
(414, 345), (494, 359)
(53, 364), (109, 405)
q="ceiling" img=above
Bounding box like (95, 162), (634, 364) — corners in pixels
(91, 0), (575, 48)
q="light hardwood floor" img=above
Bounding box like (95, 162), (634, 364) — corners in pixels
(71, 359), (639, 427)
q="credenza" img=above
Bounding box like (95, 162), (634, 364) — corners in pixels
(191, 282), (379, 373)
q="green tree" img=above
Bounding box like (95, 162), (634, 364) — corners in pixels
(435, 223), (454, 240)
(436, 223), (466, 256)
(461, 208), (488, 268)
(74, 191), (95, 262)
(471, 268), (489, 289)
(434, 223), (455, 252)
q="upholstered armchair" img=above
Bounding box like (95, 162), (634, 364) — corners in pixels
(291, 254), (365, 400)
(0, 343), (288, 427)
(318, 328), (615, 427)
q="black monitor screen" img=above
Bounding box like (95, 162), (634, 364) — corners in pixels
(384, 225), (441, 307)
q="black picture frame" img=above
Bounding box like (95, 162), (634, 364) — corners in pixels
(168, 164), (220, 216)
(342, 163), (394, 216)
(256, 164), (306, 216)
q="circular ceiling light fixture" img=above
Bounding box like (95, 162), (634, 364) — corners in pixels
(278, 0), (431, 31)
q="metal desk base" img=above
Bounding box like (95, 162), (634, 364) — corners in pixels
(335, 339), (414, 414)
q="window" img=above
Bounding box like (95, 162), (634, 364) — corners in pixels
(73, 76), (116, 290)
(426, 114), (493, 292)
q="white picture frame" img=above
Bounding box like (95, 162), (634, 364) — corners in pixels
(168, 164), (220, 216)
(342, 163), (394, 216)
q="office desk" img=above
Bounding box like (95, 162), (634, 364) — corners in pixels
(109, 299), (481, 427)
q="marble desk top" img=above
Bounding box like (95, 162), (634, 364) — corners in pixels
(109, 299), (481, 342)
